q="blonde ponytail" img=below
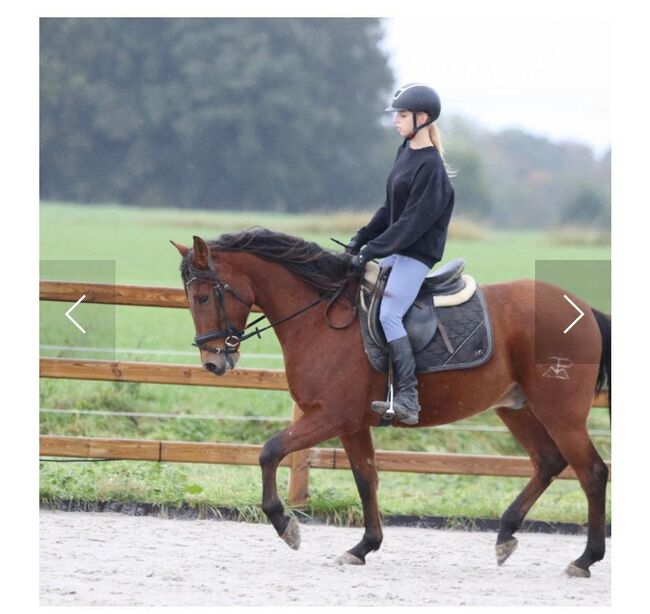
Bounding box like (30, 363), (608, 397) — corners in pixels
(428, 122), (456, 176)
(428, 122), (444, 157)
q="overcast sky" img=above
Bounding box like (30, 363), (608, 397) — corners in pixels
(381, 14), (611, 154)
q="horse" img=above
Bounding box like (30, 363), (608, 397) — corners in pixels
(171, 228), (611, 578)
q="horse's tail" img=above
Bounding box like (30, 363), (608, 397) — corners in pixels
(592, 308), (611, 416)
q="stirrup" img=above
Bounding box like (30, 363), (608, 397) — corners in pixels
(371, 358), (419, 424)
(370, 386), (396, 420)
(376, 362), (396, 421)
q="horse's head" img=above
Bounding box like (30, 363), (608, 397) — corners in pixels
(172, 236), (255, 376)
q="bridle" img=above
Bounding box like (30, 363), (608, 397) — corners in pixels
(184, 267), (256, 355)
(184, 265), (352, 356)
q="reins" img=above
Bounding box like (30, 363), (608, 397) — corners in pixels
(185, 266), (358, 354)
(323, 281), (359, 330)
(239, 296), (324, 343)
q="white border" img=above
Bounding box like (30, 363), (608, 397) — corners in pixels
(5, 0), (644, 611)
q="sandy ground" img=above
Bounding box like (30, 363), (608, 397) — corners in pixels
(40, 510), (610, 607)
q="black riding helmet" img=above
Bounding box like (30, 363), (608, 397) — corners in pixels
(386, 83), (441, 143)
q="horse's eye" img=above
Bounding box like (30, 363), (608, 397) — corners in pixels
(197, 295), (210, 305)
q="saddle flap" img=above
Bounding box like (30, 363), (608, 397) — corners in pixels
(404, 298), (438, 353)
(364, 267), (438, 354)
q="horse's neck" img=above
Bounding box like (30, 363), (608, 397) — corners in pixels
(246, 259), (323, 348)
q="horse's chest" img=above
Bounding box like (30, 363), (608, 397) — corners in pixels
(284, 359), (345, 405)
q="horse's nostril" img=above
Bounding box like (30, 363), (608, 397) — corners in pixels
(203, 362), (224, 375)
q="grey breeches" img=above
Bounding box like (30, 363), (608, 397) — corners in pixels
(378, 254), (431, 343)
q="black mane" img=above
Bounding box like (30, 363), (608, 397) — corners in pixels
(180, 227), (353, 296)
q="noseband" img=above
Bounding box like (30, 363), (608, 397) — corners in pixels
(184, 268), (254, 355)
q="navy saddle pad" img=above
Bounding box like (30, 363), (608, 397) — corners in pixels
(358, 262), (494, 374)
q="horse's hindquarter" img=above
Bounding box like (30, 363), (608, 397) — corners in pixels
(415, 279), (602, 428)
(493, 278), (602, 369)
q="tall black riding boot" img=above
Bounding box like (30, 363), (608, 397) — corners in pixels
(371, 336), (421, 425)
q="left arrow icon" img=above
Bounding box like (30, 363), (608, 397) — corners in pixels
(65, 295), (87, 334)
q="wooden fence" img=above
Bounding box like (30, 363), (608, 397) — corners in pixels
(40, 280), (610, 506)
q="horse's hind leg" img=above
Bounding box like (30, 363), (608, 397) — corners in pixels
(495, 405), (568, 566)
(336, 427), (383, 565)
(525, 383), (609, 577)
(538, 420), (608, 577)
(259, 412), (346, 550)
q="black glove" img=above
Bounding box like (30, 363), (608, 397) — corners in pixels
(345, 232), (364, 255)
(350, 247), (374, 274)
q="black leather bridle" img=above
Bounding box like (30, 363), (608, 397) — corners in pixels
(184, 268), (254, 355)
(184, 266), (326, 355)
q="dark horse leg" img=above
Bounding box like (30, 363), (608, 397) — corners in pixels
(336, 428), (383, 565)
(526, 387), (609, 577)
(545, 425), (608, 577)
(259, 411), (347, 550)
(494, 405), (568, 566)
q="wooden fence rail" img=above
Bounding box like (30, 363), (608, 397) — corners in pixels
(40, 280), (611, 506)
(40, 357), (288, 390)
(38, 357), (610, 407)
(40, 280), (261, 312)
(41, 435), (610, 481)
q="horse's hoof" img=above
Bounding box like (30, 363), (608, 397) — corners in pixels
(565, 562), (591, 578)
(280, 517), (301, 550)
(335, 551), (365, 565)
(495, 538), (518, 566)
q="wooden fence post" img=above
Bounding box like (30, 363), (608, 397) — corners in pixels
(287, 402), (310, 507)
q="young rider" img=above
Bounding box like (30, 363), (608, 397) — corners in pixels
(347, 83), (455, 425)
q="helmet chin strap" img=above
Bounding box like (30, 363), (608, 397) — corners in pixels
(402, 111), (434, 147)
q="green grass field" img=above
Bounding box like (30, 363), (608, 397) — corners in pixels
(39, 202), (611, 524)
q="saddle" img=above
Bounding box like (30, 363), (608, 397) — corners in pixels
(358, 258), (494, 374)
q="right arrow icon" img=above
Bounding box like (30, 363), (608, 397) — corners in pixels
(563, 294), (584, 334)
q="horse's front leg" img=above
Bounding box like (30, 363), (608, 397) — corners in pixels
(259, 411), (347, 550)
(335, 427), (383, 565)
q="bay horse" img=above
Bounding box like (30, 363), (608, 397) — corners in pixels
(171, 228), (611, 578)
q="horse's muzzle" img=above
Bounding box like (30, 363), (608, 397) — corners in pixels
(203, 361), (227, 376)
(202, 351), (240, 376)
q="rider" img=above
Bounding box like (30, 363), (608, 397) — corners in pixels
(347, 83), (455, 426)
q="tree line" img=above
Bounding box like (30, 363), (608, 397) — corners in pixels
(40, 18), (610, 229)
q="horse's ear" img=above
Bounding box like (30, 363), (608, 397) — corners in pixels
(192, 235), (211, 270)
(170, 240), (189, 257)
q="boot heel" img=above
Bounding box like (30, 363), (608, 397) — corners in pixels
(398, 412), (419, 426)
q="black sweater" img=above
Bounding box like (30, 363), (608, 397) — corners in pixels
(356, 145), (454, 269)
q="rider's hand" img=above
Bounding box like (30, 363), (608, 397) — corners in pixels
(345, 234), (363, 255)
(349, 251), (367, 275)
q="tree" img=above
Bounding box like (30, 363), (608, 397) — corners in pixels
(40, 18), (395, 211)
(562, 185), (610, 229)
